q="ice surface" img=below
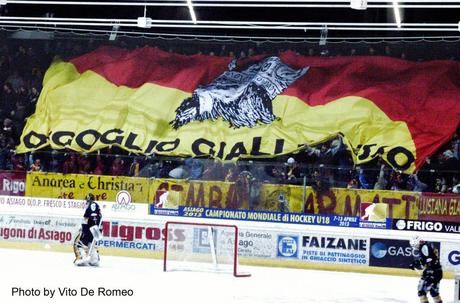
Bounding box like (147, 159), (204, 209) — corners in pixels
(0, 248), (455, 303)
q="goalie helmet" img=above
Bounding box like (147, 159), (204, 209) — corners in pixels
(85, 193), (95, 202)
(409, 235), (423, 248)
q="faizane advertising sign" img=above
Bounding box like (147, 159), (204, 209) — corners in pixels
(300, 235), (369, 266)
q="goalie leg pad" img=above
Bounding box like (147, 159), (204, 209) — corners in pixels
(417, 278), (429, 297)
(429, 281), (440, 297)
(418, 295), (429, 303)
(73, 231), (89, 266)
(74, 258), (88, 266)
(88, 248), (100, 267)
(433, 295), (442, 303)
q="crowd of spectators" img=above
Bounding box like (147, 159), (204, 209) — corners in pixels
(1, 34), (460, 195)
(14, 133), (460, 195)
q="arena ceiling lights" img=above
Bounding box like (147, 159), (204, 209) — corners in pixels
(351, 0), (367, 10)
(1, 1), (460, 38)
(186, 0), (197, 24)
(0, 16), (457, 31)
(4, 0), (460, 9)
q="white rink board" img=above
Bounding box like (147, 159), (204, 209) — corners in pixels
(0, 248), (456, 303)
(0, 195), (148, 218)
(0, 195), (459, 274)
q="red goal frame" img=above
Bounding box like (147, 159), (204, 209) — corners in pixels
(164, 221), (251, 278)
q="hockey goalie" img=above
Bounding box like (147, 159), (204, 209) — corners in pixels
(73, 193), (102, 266)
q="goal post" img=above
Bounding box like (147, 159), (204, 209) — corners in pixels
(163, 221), (250, 277)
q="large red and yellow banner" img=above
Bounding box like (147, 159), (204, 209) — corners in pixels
(17, 47), (460, 172)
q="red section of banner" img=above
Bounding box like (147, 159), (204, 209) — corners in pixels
(71, 46), (233, 91)
(418, 192), (460, 223)
(70, 47), (460, 169)
(280, 52), (460, 170)
(0, 171), (25, 196)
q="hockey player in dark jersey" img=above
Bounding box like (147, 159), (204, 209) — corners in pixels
(73, 193), (102, 266)
(409, 236), (443, 303)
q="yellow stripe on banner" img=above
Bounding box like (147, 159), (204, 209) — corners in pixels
(18, 61), (416, 172)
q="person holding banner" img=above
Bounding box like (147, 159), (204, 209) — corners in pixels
(73, 193), (102, 266)
(409, 236), (443, 303)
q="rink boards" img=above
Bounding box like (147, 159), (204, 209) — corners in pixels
(0, 195), (459, 278)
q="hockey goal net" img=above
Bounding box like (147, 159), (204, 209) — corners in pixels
(163, 221), (250, 277)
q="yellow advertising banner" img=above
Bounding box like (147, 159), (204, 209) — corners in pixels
(24, 172), (420, 219)
(257, 184), (303, 212)
(249, 185), (418, 219)
(151, 179), (249, 210)
(25, 172), (150, 202)
(301, 188), (419, 219)
(150, 178), (418, 219)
